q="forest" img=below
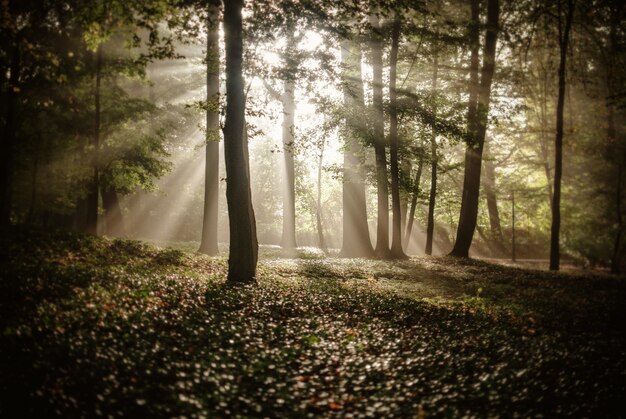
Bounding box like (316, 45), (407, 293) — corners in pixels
(1, 0), (625, 416)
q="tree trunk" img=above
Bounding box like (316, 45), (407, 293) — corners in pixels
(316, 138), (328, 254)
(400, 160), (411, 249)
(101, 185), (125, 237)
(370, 12), (390, 259)
(450, 0), (499, 257)
(611, 160), (623, 274)
(482, 141), (504, 246)
(549, 0), (574, 271)
(0, 42), (19, 229)
(27, 139), (41, 224)
(404, 159), (424, 250)
(339, 40), (375, 258)
(389, 16), (406, 259)
(199, 1), (220, 256)
(86, 45), (103, 236)
(425, 53), (439, 256)
(281, 79), (297, 249)
(540, 70), (554, 207)
(224, 0), (258, 284)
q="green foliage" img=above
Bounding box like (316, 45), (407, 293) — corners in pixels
(1, 230), (625, 416)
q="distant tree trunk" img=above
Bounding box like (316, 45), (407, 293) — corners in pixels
(261, 34), (298, 251)
(0, 42), (19, 229)
(223, 0), (258, 284)
(101, 185), (125, 236)
(404, 159), (424, 249)
(400, 160), (411, 249)
(86, 45), (103, 236)
(450, 0), (499, 257)
(482, 141), (504, 245)
(199, 1), (220, 256)
(370, 12), (390, 259)
(549, 0), (574, 271)
(540, 70), (554, 207)
(316, 139), (328, 254)
(607, 8), (623, 274)
(389, 17), (406, 259)
(611, 159), (623, 274)
(27, 140), (41, 224)
(425, 53), (439, 256)
(339, 40), (375, 258)
(281, 80), (297, 249)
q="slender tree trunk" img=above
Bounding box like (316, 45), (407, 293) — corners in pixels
(450, 0), (499, 257)
(0, 42), (19, 229)
(224, 0), (258, 284)
(549, 0), (574, 271)
(101, 185), (125, 236)
(607, 10), (622, 274)
(425, 53), (439, 255)
(482, 141), (504, 245)
(370, 12), (390, 259)
(400, 160), (411, 249)
(540, 70), (554, 206)
(27, 139), (41, 224)
(611, 161), (623, 274)
(404, 159), (423, 249)
(316, 139), (328, 254)
(389, 17), (406, 259)
(199, 1), (220, 255)
(339, 40), (375, 258)
(86, 45), (103, 236)
(281, 80), (297, 249)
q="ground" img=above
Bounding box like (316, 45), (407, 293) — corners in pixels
(1, 228), (625, 417)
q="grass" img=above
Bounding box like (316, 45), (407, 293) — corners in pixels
(1, 227), (625, 417)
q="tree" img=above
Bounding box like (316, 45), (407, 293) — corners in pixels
(339, 38), (376, 258)
(450, 0), (500, 257)
(223, 0), (258, 284)
(425, 52), (439, 256)
(389, 15), (408, 259)
(549, 0), (575, 271)
(481, 140), (505, 247)
(261, 31), (299, 250)
(199, 0), (221, 256)
(369, 10), (390, 259)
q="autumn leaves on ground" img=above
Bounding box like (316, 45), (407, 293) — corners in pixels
(1, 228), (624, 417)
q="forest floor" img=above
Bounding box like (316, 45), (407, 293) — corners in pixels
(1, 228), (625, 417)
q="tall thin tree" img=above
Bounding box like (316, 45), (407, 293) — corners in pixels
(549, 0), (575, 271)
(425, 52), (439, 255)
(339, 39), (376, 258)
(370, 11), (390, 258)
(223, 0), (258, 283)
(199, 0), (221, 255)
(450, 0), (500, 257)
(389, 15), (407, 259)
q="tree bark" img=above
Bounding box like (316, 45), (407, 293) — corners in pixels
(224, 0), (258, 283)
(101, 185), (125, 237)
(316, 138), (328, 254)
(281, 79), (297, 249)
(86, 45), (103, 236)
(389, 16), (406, 259)
(199, 1), (220, 256)
(339, 40), (375, 258)
(0, 42), (19, 229)
(425, 53), (439, 256)
(400, 159), (411, 249)
(404, 159), (423, 250)
(370, 12), (390, 259)
(549, 0), (574, 271)
(450, 0), (499, 257)
(482, 141), (504, 246)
